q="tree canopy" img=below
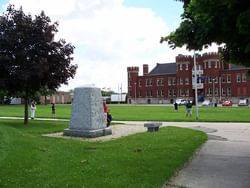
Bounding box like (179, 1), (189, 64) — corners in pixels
(161, 0), (250, 67)
(0, 5), (77, 123)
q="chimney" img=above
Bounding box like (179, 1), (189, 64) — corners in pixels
(143, 64), (149, 75)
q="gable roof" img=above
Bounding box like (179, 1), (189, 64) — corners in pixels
(230, 64), (247, 70)
(149, 63), (176, 75)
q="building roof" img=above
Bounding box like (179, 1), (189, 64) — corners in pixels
(149, 63), (176, 75)
(230, 64), (247, 70)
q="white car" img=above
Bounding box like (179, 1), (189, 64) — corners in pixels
(175, 99), (187, 105)
(238, 99), (249, 106)
(202, 100), (213, 106)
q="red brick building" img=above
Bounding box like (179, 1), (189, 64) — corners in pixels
(127, 52), (250, 104)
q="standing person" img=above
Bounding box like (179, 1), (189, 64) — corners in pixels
(185, 100), (192, 117)
(174, 102), (178, 112)
(103, 100), (108, 124)
(51, 103), (55, 117)
(30, 101), (36, 119)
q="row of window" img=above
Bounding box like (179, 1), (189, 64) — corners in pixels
(205, 87), (231, 96)
(129, 87), (233, 98)
(129, 73), (247, 88)
(177, 60), (221, 71)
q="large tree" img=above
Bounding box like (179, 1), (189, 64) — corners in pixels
(161, 0), (250, 67)
(0, 5), (77, 124)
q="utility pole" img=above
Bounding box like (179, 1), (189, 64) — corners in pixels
(194, 51), (199, 120)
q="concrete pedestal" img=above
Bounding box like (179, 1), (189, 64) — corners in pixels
(64, 86), (112, 138)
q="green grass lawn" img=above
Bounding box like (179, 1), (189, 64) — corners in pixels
(0, 104), (250, 122)
(0, 119), (207, 188)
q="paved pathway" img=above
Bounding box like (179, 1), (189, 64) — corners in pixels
(161, 122), (250, 188)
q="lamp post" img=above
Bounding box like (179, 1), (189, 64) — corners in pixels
(212, 78), (215, 103)
(219, 76), (222, 102)
(193, 51), (199, 120)
(134, 82), (137, 104)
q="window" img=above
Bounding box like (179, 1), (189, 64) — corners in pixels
(208, 77), (213, 83)
(168, 78), (171, 86)
(236, 74), (241, 83)
(172, 78), (176, 85)
(185, 78), (189, 85)
(179, 64), (183, 71)
(173, 90), (176, 96)
(208, 61), (211, 68)
(129, 81), (132, 87)
(214, 77), (218, 83)
(222, 75), (226, 83)
(180, 78), (183, 85)
(139, 91), (142, 97)
(215, 61), (217, 68)
(179, 89), (183, 96)
(149, 79), (153, 86)
(161, 90), (164, 97)
(214, 88), (218, 96)
(227, 74), (231, 83)
(157, 79), (161, 86)
(222, 88), (226, 96)
(146, 79), (149, 86)
(227, 88), (231, 96)
(186, 63), (189, 70)
(168, 90), (172, 97)
(157, 90), (160, 97)
(139, 80), (142, 87)
(156, 79), (164, 86)
(186, 89), (189, 96)
(208, 88), (212, 96)
(242, 73), (247, 82)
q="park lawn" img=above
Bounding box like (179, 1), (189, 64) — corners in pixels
(0, 104), (71, 119)
(0, 104), (250, 122)
(0, 119), (207, 188)
(109, 105), (250, 122)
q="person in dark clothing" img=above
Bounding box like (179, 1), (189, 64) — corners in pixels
(174, 102), (178, 112)
(107, 112), (112, 127)
(51, 103), (55, 116)
(185, 100), (192, 117)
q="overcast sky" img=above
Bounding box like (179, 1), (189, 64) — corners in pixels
(1, 0), (218, 92)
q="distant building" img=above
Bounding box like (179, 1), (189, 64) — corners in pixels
(127, 52), (250, 104)
(40, 91), (73, 104)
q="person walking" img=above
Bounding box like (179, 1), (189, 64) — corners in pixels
(51, 103), (55, 117)
(103, 100), (108, 125)
(174, 102), (178, 112)
(185, 100), (192, 117)
(30, 101), (36, 119)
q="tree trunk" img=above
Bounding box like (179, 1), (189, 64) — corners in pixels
(24, 97), (29, 124)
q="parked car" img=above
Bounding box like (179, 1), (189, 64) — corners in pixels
(175, 99), (187, 105)
(238, 98), (249, 106)
(222, 100), (233, 106)
(202, 100), (213, 106)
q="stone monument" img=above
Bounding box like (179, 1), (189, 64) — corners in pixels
(64, 86), (112, 138)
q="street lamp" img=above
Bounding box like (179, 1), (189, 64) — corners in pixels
(134, 82), (137, 104)
(193, 51), (199, 120)
(212, 78), (215, 103)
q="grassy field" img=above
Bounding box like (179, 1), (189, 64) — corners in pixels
(0, 119), (207, 188)
(0, 104), (250, 122)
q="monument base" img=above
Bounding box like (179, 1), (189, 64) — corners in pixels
(63, 127), (112, 138)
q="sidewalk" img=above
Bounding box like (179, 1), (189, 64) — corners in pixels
(162, 122), (250, 188)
